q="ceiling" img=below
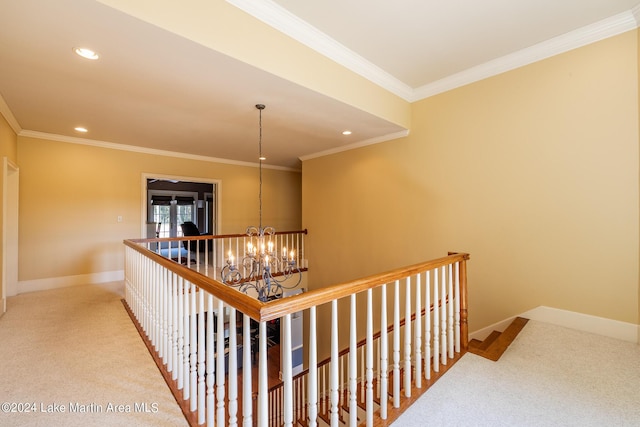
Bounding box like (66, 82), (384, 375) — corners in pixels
(0, 0), (638, 170)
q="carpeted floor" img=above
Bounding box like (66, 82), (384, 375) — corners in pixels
(3, 283), (639, 427)
(0, 282), (187, 427)
(392, 320), (640, 427)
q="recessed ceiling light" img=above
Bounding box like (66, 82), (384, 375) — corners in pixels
(259, 156), (266, 161)
(74, 127), (88, 133)
(73, 47), (99, 60)
(342, 130), (352, 135)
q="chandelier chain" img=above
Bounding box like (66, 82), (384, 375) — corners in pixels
(257, 103), (264, 230)
(220, 103), (302, 301)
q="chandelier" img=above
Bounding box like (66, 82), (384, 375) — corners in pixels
(221, 104), (302, 301)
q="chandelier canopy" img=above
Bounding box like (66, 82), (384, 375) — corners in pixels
(221, 104), (302, 301)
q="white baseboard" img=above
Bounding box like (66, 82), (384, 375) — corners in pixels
(521, 306), (638, 344)
(471, 306), (639, 344)
(17, 270), (124, 294)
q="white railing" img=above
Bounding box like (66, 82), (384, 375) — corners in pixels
(266, 260), (467, 426)
(124, 234), (468, 427)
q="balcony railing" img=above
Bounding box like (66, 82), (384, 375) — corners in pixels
(123, 232), (469, 426)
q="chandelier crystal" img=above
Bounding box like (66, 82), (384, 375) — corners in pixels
(221, 104), (302, 301)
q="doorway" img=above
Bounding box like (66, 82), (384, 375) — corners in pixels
(142, 174), (219, 240)
(1, 158), (18, 316)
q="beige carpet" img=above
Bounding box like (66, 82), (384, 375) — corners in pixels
(392, 320), (640, 426)
(0, 282), (187, 427)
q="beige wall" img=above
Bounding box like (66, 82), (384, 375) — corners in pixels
(303, 30), (640, 333)
(17, 136), (301, 285)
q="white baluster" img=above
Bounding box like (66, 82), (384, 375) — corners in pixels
(190, 284), (197, 411)
(141, 256), (146, 327)
(228, 307), (238, 427)
(198, 288), (205, 424)
(206, 294), (215, 427)
(415, 273), (422, 388)
(349, 295), (357, 427)
(308, 306), (318, 427)
(330, 300), (339, 426)
(283, 314), (293, 427)
(152, 261), (157, 347)
(360, 346), (365, 403)
(454, 262), (461, 353)
(258, 321), (268, 427)
(376, 338), (380, 400)
(183, 280), (191, 401)
(393, 280), (400, 408)
(172, 273), (179, 380)
(320, 365), (325, 417)
(157, 264), (162, 354)
(379, 284), (388, 419)
(366, 289), (374, 427)
(425, 270), (431, 380)
(448, 263), (454, 359)
(339, 355), (344, 410)
(441, 266), (447, 366)
(177, 276), (184, 390)
(404, 276), (412, 398)
(433, 269), (440, 373)
(166, 268), (172, 368)
(163, 269), (169, 365)
(242, 314), (253, 427)
(216, 300), (226, 427)
(144, 256), (148, 325)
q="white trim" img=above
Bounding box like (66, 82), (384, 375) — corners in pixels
(2, 158), (19, 299)
(520, 306), (638, 344)
(18, 130), (300, 172)
(226, 0), (414, 101)
(299, 129), (410, 162)
(227, 1), (640, 103)
(633, 3), (640, 24)
(0, 94), (22, 134)
(471, 306), (639, 344)
(17, 270), (124, 294)
(414, 9), (639, 100)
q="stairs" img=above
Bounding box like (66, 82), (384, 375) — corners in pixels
(468, 317), (529, 361)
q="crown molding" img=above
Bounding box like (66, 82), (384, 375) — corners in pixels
(633, 3), (640, 24)
(413, 8), (640, 100)
(227, 1), (640, 103)
(299, 129), (410, 162)
(0, 94), (22, 135)
(18, 130), (300, 172)
(226, 0), (414, 101)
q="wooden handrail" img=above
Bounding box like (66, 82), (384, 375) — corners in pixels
(124, 239), (264, 319)
(258, 252), (469, 322)
(124, 236), (468, 323)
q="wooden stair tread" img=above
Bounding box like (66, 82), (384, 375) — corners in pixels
(468, 317), (529, 361)
(469, 330), (501, 351)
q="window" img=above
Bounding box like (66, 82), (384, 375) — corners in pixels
(148, 190), (197, 238)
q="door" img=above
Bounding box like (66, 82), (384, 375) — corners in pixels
(149, 192), (197, 238)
